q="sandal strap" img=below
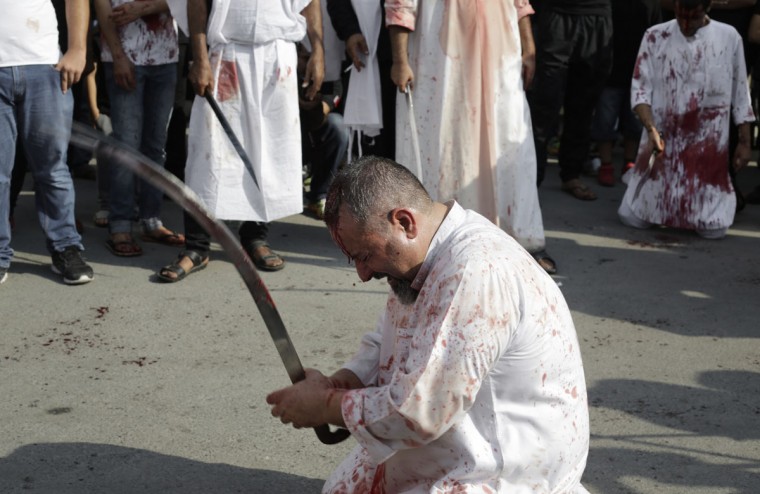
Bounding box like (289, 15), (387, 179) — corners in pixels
(181, 250), (207, 267)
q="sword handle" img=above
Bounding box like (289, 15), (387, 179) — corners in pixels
(315, 424), (351, 444)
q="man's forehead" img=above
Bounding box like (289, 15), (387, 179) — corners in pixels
(675, 4), (705, 16)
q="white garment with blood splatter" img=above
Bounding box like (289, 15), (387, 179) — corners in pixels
(324, 203), (589, 493)
(98, 0), (178, 66)
(184, 1), (305, 222)
(386, 0), (546, 252)
(622, 19), (754, 232)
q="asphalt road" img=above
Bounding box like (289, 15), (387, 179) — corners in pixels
(1, 160), (759, 493)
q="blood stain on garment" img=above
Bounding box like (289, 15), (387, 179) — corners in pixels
(216, 61), (240, 103)
(633, 52), (648, 80)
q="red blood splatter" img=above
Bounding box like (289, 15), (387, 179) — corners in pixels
(216, 61), (240, 103)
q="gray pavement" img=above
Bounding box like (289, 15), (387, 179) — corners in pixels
(1, 161), (759, 493)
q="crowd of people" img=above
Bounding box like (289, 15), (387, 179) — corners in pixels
(3, 0), (758, 287)
(1, 0), (758, 491)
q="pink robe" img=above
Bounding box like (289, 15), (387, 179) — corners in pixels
(386, 0), (546, 252)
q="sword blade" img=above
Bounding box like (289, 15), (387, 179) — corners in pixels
(204, 92), (260, 191)
(406, 88), (423, 180)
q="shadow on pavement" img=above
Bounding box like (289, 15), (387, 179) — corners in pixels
(0, 442), (324, 493)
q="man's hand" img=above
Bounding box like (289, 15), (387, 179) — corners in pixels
(112, 54), (136, 91)
(346, 33), (369, 71)
(648, 126), (665, 154)
(391, 61), (414, 93)
(302, 49), (325, 101)
(734, 142), (751, 171)
(110, 1), (145, 26)
(266, 369), (340, 429)
(188, 57), (214, 96)
(55, 47), (86, 93)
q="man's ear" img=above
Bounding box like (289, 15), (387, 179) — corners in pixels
(389, 208), (418, 239)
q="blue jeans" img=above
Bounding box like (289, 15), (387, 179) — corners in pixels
(305, 112), (349, 202)
(590, 86), (643, 142)
(0, 65), (83, 269)
(104, 63), (177, 234)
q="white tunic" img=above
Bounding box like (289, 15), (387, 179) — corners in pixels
(621, 19), (755, 232)
(184, 0), (309, 221)
(324, 202), (589, 493)
(386, 1), (546, 252)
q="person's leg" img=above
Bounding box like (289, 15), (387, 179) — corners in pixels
(0, 67), (17, 272)
(239, 221), (284, 271)
(618, 200), (653, 230)
(9, 140), (27, 227)
(137, 63), (181, 241)
(156, 210), (209, 282)
(558, 14), (613, 190)
(17, 65), (93, 284)
(696, 227), (728, 239)
(103, 62), (143, 255)
(306, 112), (349, 217)
(590, 87), (623, 186)
(528, 9), (572, 186)
(18, 66), (84, 252)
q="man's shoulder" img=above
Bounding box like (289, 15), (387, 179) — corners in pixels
(709, 19), (744, 41)
(643, 19), (677, 39)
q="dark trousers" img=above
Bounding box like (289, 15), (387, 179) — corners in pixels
(529, 10), (613, 185)
(184, 211), (269, 257)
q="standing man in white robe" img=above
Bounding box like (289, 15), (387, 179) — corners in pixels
(266, 156), (590, 492)
(619, 0), (755, 239)
(157, 0), (324, 281)
(382, 0), (557, 274)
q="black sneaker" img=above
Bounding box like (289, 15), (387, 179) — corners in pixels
(0, 266), (7, 284)
(51, 246), (94, 285)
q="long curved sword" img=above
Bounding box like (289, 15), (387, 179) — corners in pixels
(70, 123), (350, 445)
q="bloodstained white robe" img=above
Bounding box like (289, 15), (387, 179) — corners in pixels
(183, 0), (309, 221)
(324, 202), (589, 493)
(622, 19), (755, 232)
(385, 0), (547, 252)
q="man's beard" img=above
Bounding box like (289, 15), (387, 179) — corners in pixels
(390, 278), (418, 305)
(374, 273), (418, 305)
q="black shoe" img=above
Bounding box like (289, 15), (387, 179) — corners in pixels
(0, 266), (7, 284)
(51, 246), (94, 285)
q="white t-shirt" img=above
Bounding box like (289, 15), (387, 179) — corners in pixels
(99, 0), (178, 66)
(0, 1), (61, 67)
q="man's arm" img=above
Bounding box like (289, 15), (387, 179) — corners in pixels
(734, 122), (752, 170)
(389, 26), (413, 92)
(518, 15), (535, 89)
(301, 0), (325, 101)
(94, 0), (136, 91)
(326, 0), (362, 40)
(326, 0), (368, 70)
(633, 104), (665, 153)
(187, 0), (213, 96)
(749, 13), (760, 43)
(110, 0), (169, 27)
(57, 0), (89, 93)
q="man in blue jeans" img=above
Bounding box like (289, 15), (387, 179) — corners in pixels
(95, 0), (185, 257)
(0, 0), (94, 285)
